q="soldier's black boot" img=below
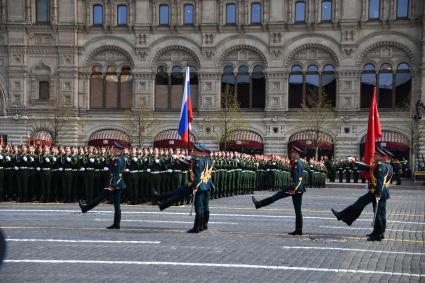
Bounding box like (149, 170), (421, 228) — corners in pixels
(331, 208), (341, 221)
(203, 211), (209, 230)
(187, 214), (200, 233)
(288, 230), (302, 236)
(79, 200), (87, 213)
(252, 196), (274, 209)
(107, 210), (121, 230)
(252, 196), (261, 209)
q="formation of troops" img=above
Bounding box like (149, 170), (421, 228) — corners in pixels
(0, 143), (327, 203)
(0, 141), (395, 241)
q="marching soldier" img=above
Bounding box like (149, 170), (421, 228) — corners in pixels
(331, 146), (394, 241)
(79, 141), (127, 229)
(252, 145), (306, 235)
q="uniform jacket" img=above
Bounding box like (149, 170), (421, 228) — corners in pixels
(357, 161), (392, 199)
(192, 156), (215, 192)
(290, 158), (305, 193)
(110, 155), (126, 190)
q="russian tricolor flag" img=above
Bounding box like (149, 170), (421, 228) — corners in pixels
(178, 67), (193, 145)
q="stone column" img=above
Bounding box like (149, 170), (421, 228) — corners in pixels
(265, 70), (287, 112)
(198, 71), (221, 111)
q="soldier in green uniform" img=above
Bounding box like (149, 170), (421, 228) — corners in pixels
(337, 160), (344, 183)
(39, 145), (52, 202)
(331, 146), (394, 241)
(79, 141), (127, 229)
(0, 145), (5, 201)
(50, 146), (61, 202)
(252, 146), (306, 235)
(61, 146), (74, 203)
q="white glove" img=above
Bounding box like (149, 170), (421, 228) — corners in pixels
(143, 158), (147, 162)
(45, 157), (50, 163)
(36, 167), (41, 171)
(66, 157), (71, 162)
(0, 155), (3, 160)
(133, 157), (138, 162)
(80, 167), (85, 171)
(273, 162), (276, 165)
(52, 157), (57, 162)
(59, 167), (63, 171)
(30, 157), (34, 162)
(14, 166), (19, 170)
(155, 159), (160, 163)
(147, 168), (151, 172)
(172, 155), (177, 159)
(6, 156), (11, 161)
(125, 168), (130, 172)
(90, 158), (95, 163)
(103, 167), (109, 171)
(167, 169), (173, 173)
(23, 156), (28, 162)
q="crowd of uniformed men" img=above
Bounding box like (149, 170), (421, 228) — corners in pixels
(0, 144), (327, 203)
(324, 157), (408, 185)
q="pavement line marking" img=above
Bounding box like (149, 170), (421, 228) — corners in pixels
(281, 246), (424, 256)
(6, 238), (160, 244)
(1, 226), (423, 244)
(3, 259), (424, 277)
(1, 209), (424, 225)
(93, 219), (238, 225)
(320, 226), (424, 233)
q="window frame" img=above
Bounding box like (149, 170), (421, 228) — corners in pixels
(321, 0), (332, 22)
(226, 3), (237, 25)
(368, 0), (380, 21)
(117, 4), (128, 26)
(159, 4), (170, 26)
(93, 4), (104, 26)
(250, 2), (262, 25)
(38, 81), (50, 101)
(295, 1), (306, 23)
(396, 0), (409, 19)
(36, 0), (50, 24)
(360, 63), (412, 110)
(288, 64), (337, 109)
(183, 3), (195, 26)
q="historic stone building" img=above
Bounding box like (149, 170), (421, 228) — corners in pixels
(0, 0), (424, 161)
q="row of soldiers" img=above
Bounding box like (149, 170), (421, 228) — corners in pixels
(0, 144), (327, 203)
(325, 158), (407, 185)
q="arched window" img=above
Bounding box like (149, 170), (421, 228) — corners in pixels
(322, 64), (336, 107)
(378, 63), (393, 108)
(360, 63), (411, 109)
(90, 66), (104, 108)
(295, 2), (306, 22)
(90, 65), (132, 109)
(159, 4), (169, 25)
(155, 66), (198, 111)
(395, 63), (411, 108)
(119, 66), (132, 108)
(397, 0), (409, 19)
(184, 4), (194, 25)
(221, 65), (265, 109)
(36, 0), (50, 23)
(237, 65), (250, 108)
(321, 0), (332, 22)
(226, 3), (236, 25)
(251, 3), (262, 24)
(360, 64), (376, 108)
(288, 65), (303, 108)
(93, 4), (103, 25)
(117, 5), (127, 26)
(305, 65), (320, 107)
(288, 65), (336, 109)
(369, 0), (380, 20)
(39, 81), (50, 100)
(252, 65), (266, 108)
(155, 66), (169, 110)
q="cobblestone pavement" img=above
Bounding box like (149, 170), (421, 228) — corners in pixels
(0, 187), (424, 283)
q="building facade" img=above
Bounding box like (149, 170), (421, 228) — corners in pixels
(0, 0), (424, 160)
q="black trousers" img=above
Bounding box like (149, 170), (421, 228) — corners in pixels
(257, 189), (303, 232)
(85, 189), (122, 226)
(157, 185), (192, 210)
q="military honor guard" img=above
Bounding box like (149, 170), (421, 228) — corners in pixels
(252, 145), (306, 236)
(330, 146), (394, 241)
(79, 141), (127, 230)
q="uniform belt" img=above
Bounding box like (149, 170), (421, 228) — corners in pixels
(20, 167), (28, 169)
(150, 171), (161, 174)
(173, 170), (181, 172)
(64, 168), (73, 171)
(86, 168), (94, 170)
(0, 167), (3, 169)
(42, 168), (51, 171)
(130, 170), (138, 173)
